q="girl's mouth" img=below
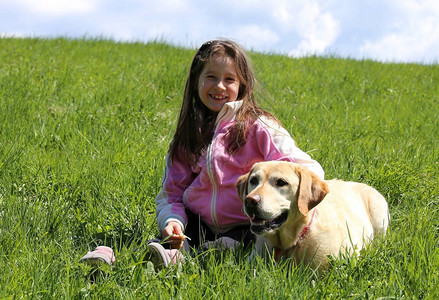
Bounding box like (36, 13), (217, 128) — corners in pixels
(210, 94), (227, 100)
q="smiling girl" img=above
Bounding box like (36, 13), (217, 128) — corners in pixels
(148, 39), (325, 268)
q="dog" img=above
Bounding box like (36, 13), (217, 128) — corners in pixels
(236, 161), (389, 272)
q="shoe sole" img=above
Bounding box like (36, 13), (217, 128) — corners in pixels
(79, 252), (113, 265)
(148, 242), (171, 270)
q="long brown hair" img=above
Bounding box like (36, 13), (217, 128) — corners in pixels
(169, 39), (278, 165)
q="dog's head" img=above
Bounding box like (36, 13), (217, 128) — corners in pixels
(236, 161), (329, 236)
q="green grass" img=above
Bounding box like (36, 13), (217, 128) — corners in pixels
(0, 37), (438, 299)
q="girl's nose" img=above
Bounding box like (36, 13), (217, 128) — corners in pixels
(216, 80), (226, 90)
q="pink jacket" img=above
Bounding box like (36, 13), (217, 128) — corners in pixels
(155, 101), (324, 234)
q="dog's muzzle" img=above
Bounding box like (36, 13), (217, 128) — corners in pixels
(244, 194), (288, 234)
(244, 194), (261, 217)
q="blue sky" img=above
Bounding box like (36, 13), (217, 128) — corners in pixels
(1, 0), (438, 64)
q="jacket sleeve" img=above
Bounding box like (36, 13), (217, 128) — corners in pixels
(155, 153), (195, 233)
(256, 117), (325, 180)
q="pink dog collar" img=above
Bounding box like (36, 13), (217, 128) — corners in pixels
(274, 208), (317, 261)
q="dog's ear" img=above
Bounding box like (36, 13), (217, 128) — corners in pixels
(236, 173), (249, 202)
(297, 167), (329, 215)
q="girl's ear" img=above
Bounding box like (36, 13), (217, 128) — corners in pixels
(297, 167), (329, 215)
(236, 173), (249, 202)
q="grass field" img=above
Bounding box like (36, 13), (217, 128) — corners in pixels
(0, 37), (438, 299)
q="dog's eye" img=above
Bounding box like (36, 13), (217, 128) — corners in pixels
(249, 177), (258, 186)
(276, 179), (288, 187)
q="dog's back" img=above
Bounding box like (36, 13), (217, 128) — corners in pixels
(300, 180), (389, 267)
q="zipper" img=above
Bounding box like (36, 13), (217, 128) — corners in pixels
(206, 132), (220, 230)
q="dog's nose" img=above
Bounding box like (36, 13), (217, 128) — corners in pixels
(244, 194), (261, 209)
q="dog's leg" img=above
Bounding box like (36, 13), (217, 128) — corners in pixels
(252, 236), (272, 261)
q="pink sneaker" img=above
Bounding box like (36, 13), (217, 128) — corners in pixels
(147, 242), (183, 270)
(80, 246), (115, 265)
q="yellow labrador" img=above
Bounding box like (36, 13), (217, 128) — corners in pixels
(236, 161), (389, 271)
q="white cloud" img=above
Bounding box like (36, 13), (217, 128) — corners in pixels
(271, 1), (340, 57)
(293, 3), (340, 56)
(359, 0), (439, 63)
(234, 25), (280, 51)
(12, 0), (98, 16)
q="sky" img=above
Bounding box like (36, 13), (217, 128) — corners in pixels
(1, 0), (438, 64)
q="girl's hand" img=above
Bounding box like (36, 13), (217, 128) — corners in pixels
(163, 221), (185, 249)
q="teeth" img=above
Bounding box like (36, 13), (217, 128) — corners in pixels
(211, 95), (226, 100)
(251, 219), (266, 225)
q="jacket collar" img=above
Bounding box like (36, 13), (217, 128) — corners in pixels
(215, 100), (243, 125)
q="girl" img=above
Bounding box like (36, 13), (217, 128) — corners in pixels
(148, 39), (324, 268)
(80, 39), (324, 269)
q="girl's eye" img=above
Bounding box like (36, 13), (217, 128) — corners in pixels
(276, 179), (288, 187)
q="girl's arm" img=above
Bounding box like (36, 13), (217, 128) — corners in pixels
(155, 153), (195, 236)
(256, 117), (325, 180)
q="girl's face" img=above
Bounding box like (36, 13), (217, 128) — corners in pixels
(197, 55), (240, 112)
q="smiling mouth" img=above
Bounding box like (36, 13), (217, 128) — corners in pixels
(250, 211), (288, 234)
(210, 94), (227, 100)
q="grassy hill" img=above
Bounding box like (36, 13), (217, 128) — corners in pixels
(0, 37), (438, 298)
